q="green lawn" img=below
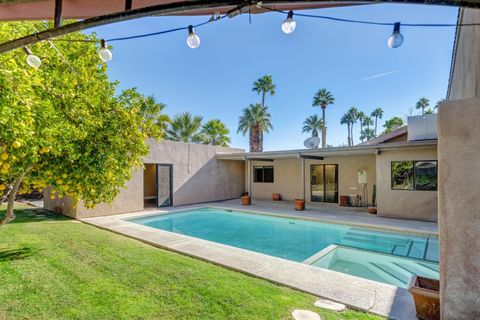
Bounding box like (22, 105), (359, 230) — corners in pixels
(0, 205), (382, 320)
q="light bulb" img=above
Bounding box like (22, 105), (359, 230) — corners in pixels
(24, 47), (41, 68)
(98, 39), (113, 62)
(281, 11), (296, 34)
(186, 25), (200, 49)
(387, 22), (403, 49)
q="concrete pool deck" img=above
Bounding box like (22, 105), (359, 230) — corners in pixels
(82, 199), (438, 320)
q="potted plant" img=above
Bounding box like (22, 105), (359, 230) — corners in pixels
(294, 199), (305, 211)
(408, 276), (440, 320)
(241, 192), (251, 206)
(272, 193), (282, 201)
(367, 184), (377, 214)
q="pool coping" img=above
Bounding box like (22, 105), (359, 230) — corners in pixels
(82, 206), (420, 320)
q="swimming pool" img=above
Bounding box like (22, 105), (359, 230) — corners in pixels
(126, 207), (438, 287)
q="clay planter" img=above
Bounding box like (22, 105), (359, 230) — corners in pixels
(408, 276), (440, 320)
(241, 195), (251, 206)
(294, 199), (305, 211)
(339, 196), (350, 207)
(272, 193), (282, 201)
(367, 207), (377, 214)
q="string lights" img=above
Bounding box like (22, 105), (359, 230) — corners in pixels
(22, 6), (476, 68)
(98, 39), (113, 62)
(186, 25), (200, 49)
(281, 10), (296, 34)
(23, 47), (41, 68)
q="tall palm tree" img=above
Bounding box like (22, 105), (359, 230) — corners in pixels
(312, 88), (335, 148)
(237, 103), (273, 152)
(340, 113), (353, 146)
(347, 107), (359, 145)
(200, 119), (231, 147)
(357, 111), (366, 142)
(137, 95), (171, 139)
(363, 116), (374, 129)
(166, 112), (203, 143)
(252, 75), (276, 111)
(360, 128), (376, 142)
(416, 97), (430, 115)
(371, 107), (384, 136)
(302, 114), (324, 138)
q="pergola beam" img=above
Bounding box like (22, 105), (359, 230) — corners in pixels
(0, 0), (479, 54)
(125, 0), (133, 11)
(54, 0), (63, 28)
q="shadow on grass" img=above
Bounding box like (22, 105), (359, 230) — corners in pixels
(0, 208), (70, 224)
(0, 247), (39, 261)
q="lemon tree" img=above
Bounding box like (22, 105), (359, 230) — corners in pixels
(0, 21), (164, 225)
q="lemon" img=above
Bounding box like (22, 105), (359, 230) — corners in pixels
(12, 141), (21, 148)
(0, 153), (7, 160)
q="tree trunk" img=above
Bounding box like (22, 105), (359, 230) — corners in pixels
(249, 128), (254, 152)
(0, 169), (30, 226)
(374, 117), (378, 136)
(261, 91), (265, 111)
(350, 123), (354, 145)
(252, 124), (261, 152)
(321, 107), (326, 148)
(347, 124), (351, 146)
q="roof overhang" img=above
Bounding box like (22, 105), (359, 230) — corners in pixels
(216, 140), (437, 161)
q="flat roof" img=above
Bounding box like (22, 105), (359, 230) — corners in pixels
(216, 140), (437, 160)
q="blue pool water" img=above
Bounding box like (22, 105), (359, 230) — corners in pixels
(126, 208), (439, 264)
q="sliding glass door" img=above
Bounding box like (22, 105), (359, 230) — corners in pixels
(311, 164), (338, 203)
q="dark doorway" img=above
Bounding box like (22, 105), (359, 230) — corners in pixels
(311, 164), (338, 203)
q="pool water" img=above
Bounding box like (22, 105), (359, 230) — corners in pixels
(126, 207), (438, 286)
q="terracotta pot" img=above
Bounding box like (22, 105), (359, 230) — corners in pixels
(408, 276), (440, 320)
(272, 193), (282, 201)
(339, 196), (350, 207)
(241, 195), (251, 206)
(294, 199), (305, 211)
(367, 207), (377, 214)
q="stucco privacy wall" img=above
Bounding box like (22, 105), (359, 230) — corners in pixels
(376, 147), (437, 221)
(441, 7), (480, 319)
(44, 140), (245, 218)
(143, 140), (245, 206)
(440, 99), (480, 313)
(248, 155), (376, 203)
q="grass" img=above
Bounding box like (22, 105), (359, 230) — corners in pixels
(0, 205), (383, 320)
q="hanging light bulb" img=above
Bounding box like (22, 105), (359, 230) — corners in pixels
(281, 11), (296, 34)
(186, 25), (200, 49)
(387, 22), (404, 49)
(23, 47), (41, 68)
(98, 39), (113, 62)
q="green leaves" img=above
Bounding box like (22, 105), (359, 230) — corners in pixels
(0, 21), (157, 210)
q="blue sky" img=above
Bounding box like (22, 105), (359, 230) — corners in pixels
(92, 3), (458, 151)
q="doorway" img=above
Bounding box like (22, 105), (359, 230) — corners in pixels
(311, 164), (338, 203)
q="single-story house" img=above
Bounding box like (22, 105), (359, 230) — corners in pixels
(45, 114), (438, 221)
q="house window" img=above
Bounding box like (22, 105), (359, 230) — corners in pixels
(254, 166), (274, 183)
(391, 160), (437, 191)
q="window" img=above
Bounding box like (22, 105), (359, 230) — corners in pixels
(254, 166), (274, 183)
(391, 160), (437, 191)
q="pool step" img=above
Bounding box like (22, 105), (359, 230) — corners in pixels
(342, 230), (434, 261)
(367, 260), (439, 286)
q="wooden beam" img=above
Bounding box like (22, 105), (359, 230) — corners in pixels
(54, 0), (63, 28)
(125, 0), (133, 11)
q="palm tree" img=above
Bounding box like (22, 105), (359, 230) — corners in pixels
(415, 97), (430, 115)
(340, 113), (353, 146)
(137, 95), (171, 139)
(347, 107), (359, 145)
(357, 111), (366, 142)
(302, 114), (324, 138)
(424, 109), (435, 114)
(371, 107), (384, 136)
(200, 119), (231, 147)
(312, 88), (335, 148)
(360, 128), (376, 142)
(252, 75), (276, 111)
(166, 112), (203, 143)
(237, 103), (273, 152)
